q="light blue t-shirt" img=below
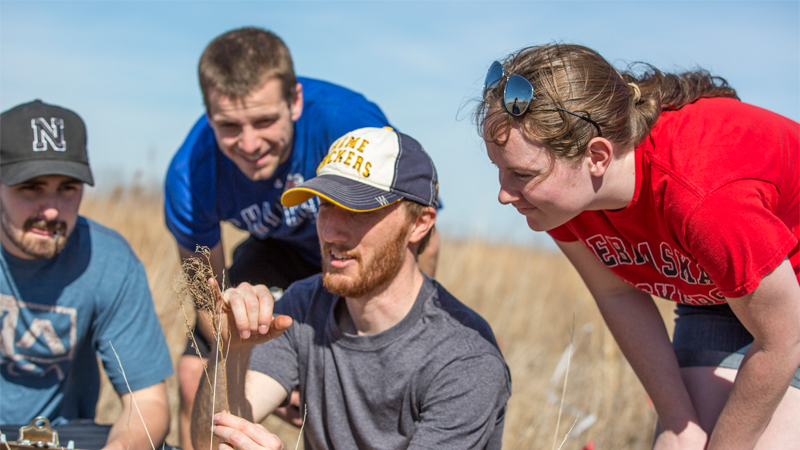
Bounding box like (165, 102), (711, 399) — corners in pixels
(164, 77), (392, 265)
(0, 217), (173, 425)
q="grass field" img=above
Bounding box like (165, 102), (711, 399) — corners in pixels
(82, 186), (677, 450)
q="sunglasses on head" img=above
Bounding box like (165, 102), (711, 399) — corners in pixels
(484, 60), (603, 137)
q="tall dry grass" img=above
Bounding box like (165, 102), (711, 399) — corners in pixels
(81, 186), (677, 450)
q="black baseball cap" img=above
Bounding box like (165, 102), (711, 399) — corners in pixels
(0, 100), (94, 186)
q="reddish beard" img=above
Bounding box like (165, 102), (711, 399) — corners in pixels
(321, 224), (408, 299)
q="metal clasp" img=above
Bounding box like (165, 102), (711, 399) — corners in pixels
(16, 417), (59, 448)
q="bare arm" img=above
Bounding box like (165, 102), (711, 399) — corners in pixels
(191, 282), (293, 450)
(708, 259), (800, 449)
(557, 240), (707, 449)
(102, 382), (169, 450)
(179, 243), (226, 345)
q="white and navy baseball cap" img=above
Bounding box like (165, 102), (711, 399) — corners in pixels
(281, 127), (438, 211)
(0, 100), (94, 186)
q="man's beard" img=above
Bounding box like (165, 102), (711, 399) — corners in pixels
(0, 209), (68, 259)
(321, 225), (408, 299)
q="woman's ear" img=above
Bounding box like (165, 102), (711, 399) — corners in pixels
(586, 137), (615, 177)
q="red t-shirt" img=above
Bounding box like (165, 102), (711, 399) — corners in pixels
(548, 98), (799, 304)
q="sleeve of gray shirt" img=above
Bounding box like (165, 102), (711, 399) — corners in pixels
(248, 282), (308, 405)
(408, 352), (510, 450)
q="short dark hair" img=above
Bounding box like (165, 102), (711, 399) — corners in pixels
(198, 27), (297, 112)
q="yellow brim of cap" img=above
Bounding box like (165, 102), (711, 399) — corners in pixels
(280, 187), (317, 207)
(280, 187), (402, 212)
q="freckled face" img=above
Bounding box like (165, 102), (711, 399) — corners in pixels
(207, 78), (303, 181)
(486, 127), (594, 232)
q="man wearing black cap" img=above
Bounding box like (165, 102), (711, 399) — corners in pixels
(0, 100), (173, 450)
(192, 127), (510, 450)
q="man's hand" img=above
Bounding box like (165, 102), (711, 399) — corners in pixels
(212, 411), (286, 450)
(210, 279), (293, 349)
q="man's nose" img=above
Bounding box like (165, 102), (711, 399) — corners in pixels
(39, 202), (60, 222)
(238, 126), (262, 154)
(319, 206), (349, 243)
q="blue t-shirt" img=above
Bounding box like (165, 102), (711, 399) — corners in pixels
(164, 77), (392, 265)
(0, 217), (173, 425)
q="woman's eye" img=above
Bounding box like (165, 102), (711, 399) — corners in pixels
(513, 171), (532, 180)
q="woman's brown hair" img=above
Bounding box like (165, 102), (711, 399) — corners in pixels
(477, 43), (738, 163)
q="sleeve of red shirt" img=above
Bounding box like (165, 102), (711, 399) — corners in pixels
(547, 223), (579, 242)
(685, 179), (798, 298)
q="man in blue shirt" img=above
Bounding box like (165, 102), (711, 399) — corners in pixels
(0, 100), (172, 450)
(164, 27), (440, 450)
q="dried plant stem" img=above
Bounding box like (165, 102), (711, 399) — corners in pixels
(209, 325), (220, 450)
(180, 302), (213, 391)
(223, 328), (232, 412)
(173, 245), (230, 406)
(552, 323), (575, 450)
(556, 415), (580, 450)
(212, 295), (230, 412)
(110, 342), (157, 450)
(2, 433), (13, 450)
(295, 405), (308, 450)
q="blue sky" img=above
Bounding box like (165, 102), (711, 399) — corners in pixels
(2, 1), (798, 248)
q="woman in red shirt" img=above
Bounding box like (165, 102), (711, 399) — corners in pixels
(478, 43), (800, 449)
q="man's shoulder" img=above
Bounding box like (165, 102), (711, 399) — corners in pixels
(274, 274), (332, 320)
(425, 279), (504, 356)
(298, 77), (385, 121)
(167, 115), (219, 175)
(76, 217), (139, 261)
(299, 77), (368, 101)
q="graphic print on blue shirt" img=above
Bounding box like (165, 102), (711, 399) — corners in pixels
(1, 293), (77, 380)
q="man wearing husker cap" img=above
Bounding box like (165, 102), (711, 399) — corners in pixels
(192, 127), (511, 450)
(0, 100), (172, 450)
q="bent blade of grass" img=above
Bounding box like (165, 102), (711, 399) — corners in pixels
(210, 322), (222, 450)
(2, 433), (13, 450)
(295, 405), (307, 450)
(556, 415), (580, 450)
(552, 320), (575, 450)
(110, 342), (157, 450)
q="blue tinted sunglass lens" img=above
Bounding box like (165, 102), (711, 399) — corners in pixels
(504, 75), (533, 116)
(484, 61), (505, 89)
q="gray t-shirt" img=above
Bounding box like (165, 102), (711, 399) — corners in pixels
(249, 274), (511, 450)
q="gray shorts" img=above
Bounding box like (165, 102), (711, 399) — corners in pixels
(672, 303), (800, 389)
